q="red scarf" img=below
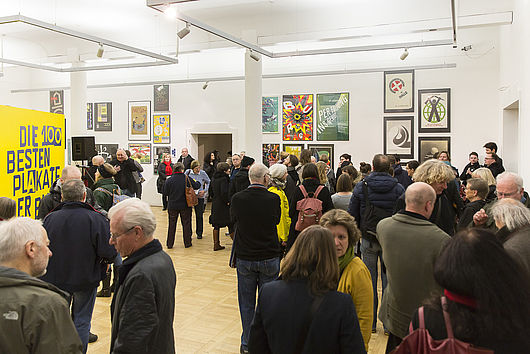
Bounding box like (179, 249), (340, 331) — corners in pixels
(164, 162), (173, 176)
(444, 289), (477, 309)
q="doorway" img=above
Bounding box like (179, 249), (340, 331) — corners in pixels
(502, 100), (519, 173)
(195, 134), (232, 165)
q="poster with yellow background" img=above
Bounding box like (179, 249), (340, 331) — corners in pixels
(0, 106), (65, 218)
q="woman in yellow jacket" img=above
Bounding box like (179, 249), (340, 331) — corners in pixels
(320, 209), (374, 350)
(268, 164), (291, 248)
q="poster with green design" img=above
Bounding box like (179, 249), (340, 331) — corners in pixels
(418, 88), (450, 133)
(262, 97), (279, 133)
(316, 93), (349, 141)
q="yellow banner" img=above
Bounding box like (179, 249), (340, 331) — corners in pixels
(0, 106), (65, 218)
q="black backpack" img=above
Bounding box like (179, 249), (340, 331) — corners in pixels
(360, 181), (392, 243)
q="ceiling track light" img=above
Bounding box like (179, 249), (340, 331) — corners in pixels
(400, 48), (409, 60)
(177, 23), (190, 39)
(202, 81), (209, 90)
(96, 43), (104, 58)
(249, 50), (260, 62)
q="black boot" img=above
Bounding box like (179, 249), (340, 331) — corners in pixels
(97, 268), (112, 297)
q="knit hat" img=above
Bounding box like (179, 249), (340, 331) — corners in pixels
(98, 163), (116, 179)
(241, 156), (255, 168)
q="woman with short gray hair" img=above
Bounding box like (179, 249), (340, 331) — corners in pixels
(491, 198), (530, 243)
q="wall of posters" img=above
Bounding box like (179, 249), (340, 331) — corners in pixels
(316, 93), (349, 141)
(94, 102), (112, 131)
(153, 114), (170, 144)
(282, 94), (313, 141)
(383, 116), (414, 159)
(87, 103), (93, 130)
(262, 144), (280, 165)
(49, 90), (64, 114)
(128, 143), (151, 164)
(154, 84), (169, 112)
(128, 101), (151, 141)
(0, 105), (65, 217)
(418, 137), (450, 163)
(308, 144), (334, 169)
(262, 96), (279, 133)
(418, 88), (451, 133)
(384, 70), (414, 113)
(283, 144), (304, 158)
(153, 146), (171, 174)
(95, 144), (118, 163)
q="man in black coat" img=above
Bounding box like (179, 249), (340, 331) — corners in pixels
(111, 149), (141, 197)
(230, 164), (282, 354)
(177, 147), (194, 171)
(40, 179), (116, 352)
(229, 155), (254, 200)
(108, 198), (176, 354)
(484, 152), (505, 178)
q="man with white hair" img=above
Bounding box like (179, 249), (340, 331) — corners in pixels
(376, 182), (451, 351)
(41, 179), (116, 352)
(108, 198), (176, 353)
(230, 164), (282, 354)
(0, 217), (82, 353)
(473, 172), (530, 230)
(37, 165), (102, 219)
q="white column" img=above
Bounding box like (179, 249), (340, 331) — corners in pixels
(69, 68), (87, 137)
(517, 0), (530, 181)
(242, 30), (262, 162)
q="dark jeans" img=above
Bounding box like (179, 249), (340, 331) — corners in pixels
(236, 257), (280, 351)
(167, 207), (192, 248)
(361, 238), (388, 331)
(162, 194), (168, 209)
(70, 287), (97, 353)
(193, 198), (205, 236)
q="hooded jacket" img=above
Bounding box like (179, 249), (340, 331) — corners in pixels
(0, 266), (83, 353)
(393, 164), (412, 189)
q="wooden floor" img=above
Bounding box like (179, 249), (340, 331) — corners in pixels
(88, 205), (388, 354)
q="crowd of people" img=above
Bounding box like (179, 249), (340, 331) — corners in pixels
(0, 141), (529, 353)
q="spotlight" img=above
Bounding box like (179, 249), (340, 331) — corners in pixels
(177, 23), (190, 39)
(249, 50), (260, 62)
(156, 85), (164, 92)
(97, 43), (104, 58)
(400, 48), (409, 61)
(202, 81), (209, 90)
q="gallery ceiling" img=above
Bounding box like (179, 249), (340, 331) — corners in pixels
(0, 0), (514, 70)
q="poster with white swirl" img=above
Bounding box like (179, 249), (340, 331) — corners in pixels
(383, 116), (414, 159)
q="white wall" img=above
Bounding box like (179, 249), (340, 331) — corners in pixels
(1, 25), (505, 205)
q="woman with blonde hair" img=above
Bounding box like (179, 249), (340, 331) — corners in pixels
(249, 225), (366, 353)
(268, 164), (291, 248)
(320, 209), (373, 349)
(472, 167), (497, 202)
(316, 161), (331, 192)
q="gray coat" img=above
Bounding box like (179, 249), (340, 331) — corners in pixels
(376, 212), (450, 338)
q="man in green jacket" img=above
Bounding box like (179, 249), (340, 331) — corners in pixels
(0, 217), (82, 353)
(376, 182), (451, 352)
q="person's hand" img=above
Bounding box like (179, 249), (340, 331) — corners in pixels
(114, 165), (121, 172)
(467, 169), (472, 175)
(473, 208), (488, 226)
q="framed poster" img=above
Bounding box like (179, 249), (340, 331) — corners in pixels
(383, 116), (414, 159)
(128, 101), (151, 141)
(154, 84), (169, 112)
(308, 144), (334, 170)
(95, 143), (118, 163)
(418, 88), (451, 133)
(153, 146), (171, 174)
(128, 143), (152, 164)
(283, 144), (304, 159)
(94, 102), (112, 131)
(262, 144), (280, 165)
(87, 103), (93, 130)
(282, 94), (313, 141)
(50, 90), (64, 114)
(153, 114), (170, 144)
(316, 93), (349, 141)
(384, 70), (414, 113)
(262, 96), (279, 133)
(418, 137), (450, 163)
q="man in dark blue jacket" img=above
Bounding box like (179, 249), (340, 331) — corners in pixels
(390, 154), (412, 189)
(348, 154), (404, 333)
(230, 164), (282, 354)
(41, 179), (116, 353)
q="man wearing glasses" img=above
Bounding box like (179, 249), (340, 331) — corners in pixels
(230, 164), (282, 354)
(108, 198), (176, 354)
(473, 172), (529, 230)
(483, 152), (505, 178)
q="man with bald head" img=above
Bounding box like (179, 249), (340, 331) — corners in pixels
(37, 165), (101, 219)
(376, 182), (451, 352)
(110, 149), (141, 197)
(85, 155), (105, 189)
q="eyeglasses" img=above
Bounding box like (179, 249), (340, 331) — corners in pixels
(110, 226), (136, 240)
(494, 190), (520, 198)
